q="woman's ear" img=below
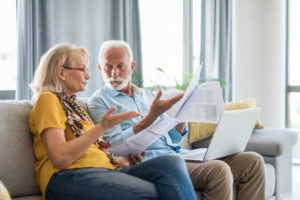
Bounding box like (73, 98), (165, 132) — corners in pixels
(57, 67), (66, 81)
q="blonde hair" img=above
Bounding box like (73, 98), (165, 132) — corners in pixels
(98, 40), (133, 64)
(30, 44), (89, 100)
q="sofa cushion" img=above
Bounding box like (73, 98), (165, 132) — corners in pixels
(0, 100), (41, 197)
(224, 98), (264, 129)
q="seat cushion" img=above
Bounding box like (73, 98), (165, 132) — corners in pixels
(0, 100), (41, 197)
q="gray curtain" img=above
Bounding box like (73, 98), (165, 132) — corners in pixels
(17, 0), (142, 100)
(200, 0), (232, 101)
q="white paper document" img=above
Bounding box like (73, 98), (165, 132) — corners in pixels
(106, 65), (225, 156)
(106, 115), (180, 156)
(175, 81), (224, 123)
(175, 64), (203, 115)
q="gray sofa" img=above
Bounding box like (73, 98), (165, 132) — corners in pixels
(0, 99), (298, 200)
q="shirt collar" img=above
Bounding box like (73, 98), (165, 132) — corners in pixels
(104, 84), (141, 97)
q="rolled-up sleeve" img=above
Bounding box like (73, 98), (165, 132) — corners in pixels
(102, 125), (135, 146)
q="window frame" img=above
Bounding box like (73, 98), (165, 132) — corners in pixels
(0, 0), (17, 100)
(183, 0), (193, 78)
(286, 0), (290, 127)
(0, 90), (16, 100)
(285, 0), (300, 128)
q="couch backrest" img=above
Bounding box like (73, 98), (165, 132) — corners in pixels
(0, 100), (41, 197)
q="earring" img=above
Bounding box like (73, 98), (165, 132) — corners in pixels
(61, 77), (65, 81)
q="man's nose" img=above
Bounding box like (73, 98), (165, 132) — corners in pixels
(111, 67), (119, 76)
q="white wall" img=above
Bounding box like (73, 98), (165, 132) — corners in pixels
(232, 0), (286, 128)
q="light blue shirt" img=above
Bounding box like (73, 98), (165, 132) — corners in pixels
(87, 85), (188, 160)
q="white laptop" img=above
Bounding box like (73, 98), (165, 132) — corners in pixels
(179, 108), (261, 162)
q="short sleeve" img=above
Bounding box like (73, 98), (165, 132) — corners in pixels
(31, 92), (66, 135)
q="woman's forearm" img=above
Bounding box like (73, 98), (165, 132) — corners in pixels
(43, 124), (105, 169)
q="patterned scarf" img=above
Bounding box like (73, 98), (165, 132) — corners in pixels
(56, 92), (108, 148)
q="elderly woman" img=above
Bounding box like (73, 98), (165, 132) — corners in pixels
(29, 44), (196, 200)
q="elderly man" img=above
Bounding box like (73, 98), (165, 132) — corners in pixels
(87, 40), (265, 200)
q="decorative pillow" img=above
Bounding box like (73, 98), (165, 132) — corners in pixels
(0, 181), (11, 200)
(188, 98), (264, 144)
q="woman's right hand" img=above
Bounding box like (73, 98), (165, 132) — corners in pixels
(99, 106), (141, 132)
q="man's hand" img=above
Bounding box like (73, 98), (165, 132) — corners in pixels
(175, 122), (186, 134)
(133, 90), (184, 134)
(127, 151), (146, 165)
(112, 152), (146, 168)
(148, 90), (184, 120)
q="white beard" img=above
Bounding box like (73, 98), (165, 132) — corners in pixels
(102, 70), (132, 91)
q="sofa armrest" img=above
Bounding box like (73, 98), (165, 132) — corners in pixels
(245, 128), (298, 156)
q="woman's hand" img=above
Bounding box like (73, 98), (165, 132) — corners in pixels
(99, 106), (141, 132)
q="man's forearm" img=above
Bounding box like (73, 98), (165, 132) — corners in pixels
(132, 114), (157, 134)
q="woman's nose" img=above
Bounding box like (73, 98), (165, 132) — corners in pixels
(85, 72), (90, 80)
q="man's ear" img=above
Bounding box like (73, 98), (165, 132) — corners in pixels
(131, 61), (136, 72)
(98, 64), (102, 71)
(57, 67), (66, 81)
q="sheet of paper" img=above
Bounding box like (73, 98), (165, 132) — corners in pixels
(106, 115), (180, 156)
(106, 64), (225, 156)
(174, 64), (202, 117)
(175, 81), (224, 123)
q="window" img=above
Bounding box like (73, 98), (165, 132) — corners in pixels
(192, 0), (201, 73)
(287, 0), (300, 128)
(0, 0), (17, 99)
(139, 0), (183, 88)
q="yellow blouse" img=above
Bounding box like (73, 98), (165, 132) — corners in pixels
(29, 92), (115, 199)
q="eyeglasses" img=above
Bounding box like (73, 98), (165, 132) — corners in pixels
(63, 66), (89, 74)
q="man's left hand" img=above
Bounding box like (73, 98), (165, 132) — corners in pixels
(176, 122), (186, 134)
(127, 151), (146, 165)
(112, 151), (146, 168)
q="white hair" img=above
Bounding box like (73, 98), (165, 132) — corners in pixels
(98, 40), (133, 64)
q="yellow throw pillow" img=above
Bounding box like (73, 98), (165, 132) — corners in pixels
(188, 98), (264, 144)
(0, 181), (12, 200)
(224, 98), (264, 129)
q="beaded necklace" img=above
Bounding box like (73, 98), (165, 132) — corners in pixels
(56, 92), (108, 148)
